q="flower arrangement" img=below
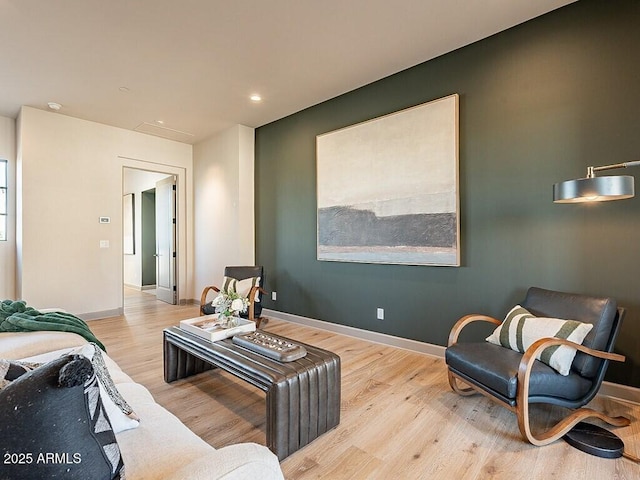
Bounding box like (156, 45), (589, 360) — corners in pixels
(211, 290), (249, 326)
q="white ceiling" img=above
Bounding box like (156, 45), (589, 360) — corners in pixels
(0, 0), (575, 144)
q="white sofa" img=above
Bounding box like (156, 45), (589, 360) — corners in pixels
(0, 331), (285, 480)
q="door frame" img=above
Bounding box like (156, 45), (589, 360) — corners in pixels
(121, 158), (190, 308)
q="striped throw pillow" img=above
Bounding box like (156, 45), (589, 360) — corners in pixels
(486, 305), (593, 375)
(222, 276), (261, 302)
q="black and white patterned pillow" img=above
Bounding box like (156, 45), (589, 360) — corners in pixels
(0, 355), (125, 479)
(69, 343), (140, 432)
(0, 359), (41, 389)
(3, 344), (140, 433)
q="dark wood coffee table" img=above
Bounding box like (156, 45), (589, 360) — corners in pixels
(163, 326), (341, 460)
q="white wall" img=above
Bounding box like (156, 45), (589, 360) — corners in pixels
(17, 107), (193, 317)
(238, 125), (256, 262)
(193, 125), (255, 298)
(0, 115), (16, 298)
(122, 169), (171, 289)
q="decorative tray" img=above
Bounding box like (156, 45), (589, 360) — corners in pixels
(232, 331), (307, 362)
(179, 315), (256, 342)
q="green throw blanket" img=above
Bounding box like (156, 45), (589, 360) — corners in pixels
(0, 300), (106, 351)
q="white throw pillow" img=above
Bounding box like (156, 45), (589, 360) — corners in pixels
(486, 305), (593, 376)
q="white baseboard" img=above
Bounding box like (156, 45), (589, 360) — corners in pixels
(600, 382), (640, 405)
(263, 308), (640, 406)
(80, 308), (124, 321)
(263, 308), (447, 358)
(124, 284), (156, 291)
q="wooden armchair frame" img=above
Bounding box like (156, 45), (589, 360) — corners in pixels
(447, 314), (630, 446)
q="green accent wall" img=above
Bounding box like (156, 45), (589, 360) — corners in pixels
(141, 189), (156, 286)
(255, 0), (640, 387)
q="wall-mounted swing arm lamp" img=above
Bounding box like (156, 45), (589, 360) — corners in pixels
(553, 160), (640, 203)
(552, 160), (640, 462)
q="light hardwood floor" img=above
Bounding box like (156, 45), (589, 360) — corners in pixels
(89, 290), (640, 479)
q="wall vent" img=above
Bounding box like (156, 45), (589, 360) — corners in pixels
(134, 122), (195, 143)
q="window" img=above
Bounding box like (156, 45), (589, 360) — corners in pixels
(0, 160), (6, 241)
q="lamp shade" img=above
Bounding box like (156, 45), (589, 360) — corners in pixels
(553, 175), (634, 203)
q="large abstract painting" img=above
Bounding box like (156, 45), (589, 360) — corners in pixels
(316, 94), (459, 266)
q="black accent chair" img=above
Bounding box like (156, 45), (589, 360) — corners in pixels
(445, 287), (630, 446)
(200, 266), (266, 328)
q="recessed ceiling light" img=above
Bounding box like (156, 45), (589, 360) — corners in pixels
(47, 102), (62, 111)
(156, 120), (164, 124)
(250, 94), (262, 102)
(119, 86), (130, 93)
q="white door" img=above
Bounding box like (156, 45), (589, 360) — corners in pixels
(155, 176), (177, 304)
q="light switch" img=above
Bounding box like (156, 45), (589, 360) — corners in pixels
(100, 240), (109, 248)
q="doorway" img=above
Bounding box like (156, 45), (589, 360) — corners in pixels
(123, 168), (177, 305)
(141, 189), (156, 289)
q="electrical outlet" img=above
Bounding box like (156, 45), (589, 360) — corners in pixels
(272, 291), (277, 301)
(377, 308), (384, 320)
